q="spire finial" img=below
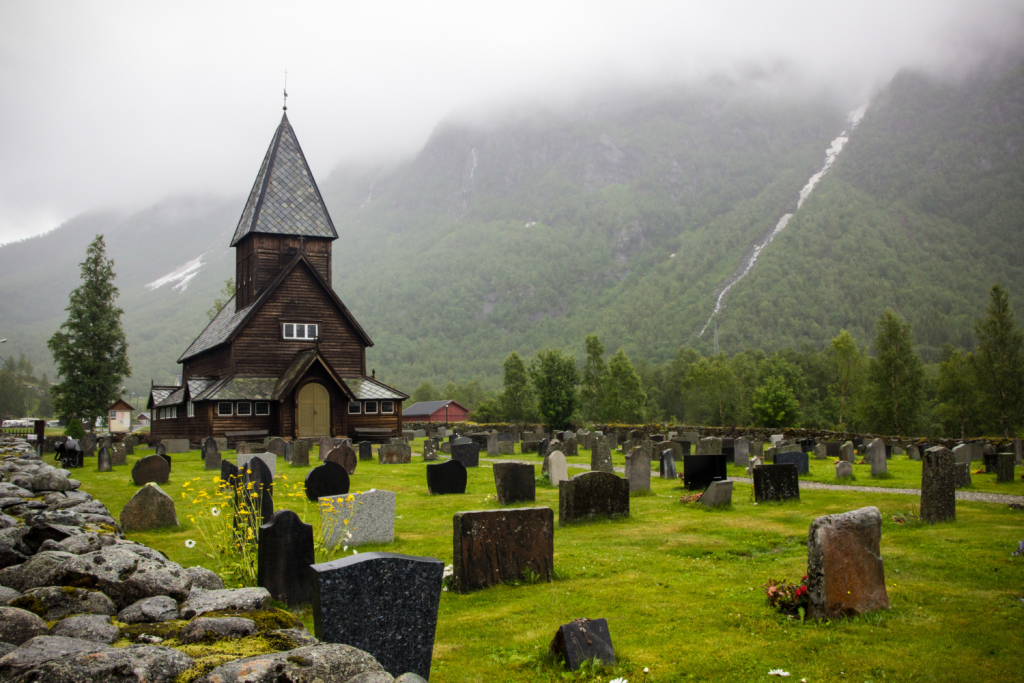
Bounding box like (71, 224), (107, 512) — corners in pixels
(283, 70), (288, 111)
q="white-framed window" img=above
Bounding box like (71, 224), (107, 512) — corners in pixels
(236, 402), (252, 416)
(283, 323), (319, 340)
(217, 402), (233, 416)
(348, 402), (361, 415)
(381, 401), (394, 414)
(187, 401), (195, 418)
(158, 406), (177, 420)
(255, 402), (270, 416)
(364, 401), (378, 414)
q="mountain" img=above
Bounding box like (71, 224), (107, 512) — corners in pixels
(2, 55), (1022, 401)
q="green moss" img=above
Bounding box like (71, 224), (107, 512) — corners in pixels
(201, 608), (301, 632)
(9, 594), (46, 617)
(172, 635), (280, 683)
(119, 619), (188, 642)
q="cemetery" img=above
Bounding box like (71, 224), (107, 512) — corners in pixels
(0, 430), (1020, 682)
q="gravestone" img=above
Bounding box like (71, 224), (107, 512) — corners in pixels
(563, 436), (578, 456)
(97, 446), (112, 472)
(807, 506), (889, 619)
(840, 441), (855, 463)
(241, 456), (275, 525)
(775, 450), (809, 475)
(751, 440), (764, 458)
(536, 438), (549, 473)
(453, 436), (471, 446)
(836, 461), (853, 479)
(452, 507), (554, 593)
(868, 439), (888, 476)
(558, 471), (629, 526)
(800, 438), (815, 454)
(237, 442), (251, 455)
(662, 440), (683, 462)
(291, 440), (311, 467)
(486, 433), (499, 457)
(310, 552), (444, 679)
(753, 464), (799, 502)
(423, 439), (439, 461)
(123, 438), (134, 456)
(813, 443), (828, 460)
(110, 443), (126, 466)
(237, 452), (277, 479)
(131, 454), (170, 486)
(162, 438), (189, 454)
(215, 437), (227, 451)
(378, 443), (411, 464)
(413, 429), (426, 439)
(746, 456), (763, 475)
(155, 441), (166, 457)
(954, 462), (972, 488)
(120, 482), (179, 532)
(722, 439), (735, 463)
(660, 450), (677, 480)
(81, 432), (96, 457)
(700, 480), (732, 508)
(548, 451), (569, 487)
(550, 618), (615, 670)
(697, 437), (722, 455)
(996, 452), (1015, 483)
(770, 434), (784, 445)
(451, 442), (480, 468)
(497, 432), (515, 442)
(493, 462), (536, 504)
(258, 509), (314, 606)
(590, 436), (614, 473)
(318, 437), (340, 461)
(427, 459), (467, 495)
(221, 460), (240, 487)
(359, 441), (373, 461)
(204, 443), (222, 471)
(326, 444), (357, 475)
(952, 444), (971, 465)
(907, 444), (921, 461)
(403, 430), (415, 440)
(734, 437), (750, 467)
(920, 447), (955, 523)
(320, 488), (396, 548)
(824, 441), (841, 458)
(266, 437), (286, 457)
(304, 461), (351, 502)
(202, 437), (218, 463)
(682, 454), (727, 491)
(625, 448), (651, 494)
(498, 440), (514, 455)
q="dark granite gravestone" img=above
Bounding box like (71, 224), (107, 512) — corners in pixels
(154, 442), (166, 457)
(852, 437), (864, 453)
(774, 450), (809, 475)
(203, 437), (218, 459)
(660, 450), (677, 479)
(682, 454), (727, 491)
(558, 471), (629, 526)
(241, 456), (275, 525)
(722, 438), (735, 463)
(954, 462), (972, 488)
(996, 452), (1015, 483)
(467, 433), (489, 449)
(97, 446), (111, 472)
(452, 507), (554, 592)
(204, 443), (222, 471)
(800, 438), (815, 454)
(124, 437), (134, 456)
(824, 441), (841, 458)
(304, 461), (351, 502)
(550, 618), (615, 670)
(110, 443), (126, 466)
(80, 432), (96, 457)
(753, 464), (800, 502)
(326, 445), (357, 475)
(451, 442), (480, 468)
(258, 509), (314, 606)
(920, 447), (956, 523)
(221, 459), (240, 487)
(359, 440), (373, 461)
(291, 440), (310, 467)
(157, 453), (172, 468)
(492, 462), (536, 505)
(131, 454), (170, 485)
(311, 551), (444, 679)
(427, 459), (468, 495)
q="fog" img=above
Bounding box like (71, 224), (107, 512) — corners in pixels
(0, 0), (1021, 244)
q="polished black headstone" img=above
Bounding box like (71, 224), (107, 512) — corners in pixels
(451, 442), (480, 468)
(358, 441), (373, 461)
(241, 456), (275, 524)
(426, 459), (467, 495)
(221, 459), (240, 485)
(258, 509), (314, 606)
(753, 464), (800, 502)
(774, 450), (809, 474)
(304, 461), (351, 502)
(492, 462), (535, 504)
(550, 617), (615, 670)
(311, 551), (444, 679)
(682, 454), (727, 491)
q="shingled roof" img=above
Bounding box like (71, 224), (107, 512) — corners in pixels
(230, 112), (338, 247)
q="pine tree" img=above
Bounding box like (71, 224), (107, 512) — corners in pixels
(972, 284), (1024, 437)
(528, 349), (579, 430)
(499, 351), (532, 423)
(579, 334), (606, 422)
(936, 345), (978, 440)
(602, 348), (646, 423)
(864, 309), (924, 435)
(829, 329), (864, 429)
(47, 235), (131, 430)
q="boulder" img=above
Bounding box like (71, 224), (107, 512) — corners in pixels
(178, 616), (257, 644)
(0, 605), (48, 645)
(0, 550), (76, 592)
(10, 585), (116, 620)
(49, 614), (121, 644)
(31, 469), (73, 493)
(179, 586), (271, 619)
(53, 547), (193, 609)
(266, 627), (319, 650)
(0, 585), (19, 604)
(187, 565), (225, 591)
(118, 595), (179, 624)
(0, 635), (194, 683)
(807, 506), (889, 619)
(195, 643), (386, 683)
(55, 532), (118, 556)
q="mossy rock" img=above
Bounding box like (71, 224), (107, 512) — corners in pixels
(9, 594), (47, 617)
(120, 619), (188, 642)
(172, 636), (280, 683)
(200, 607), (302, 633)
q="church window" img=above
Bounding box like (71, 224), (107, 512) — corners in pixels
(283, 323), (318, 340)
(236, 402), (252, 416)
(364, 401), (378, 414)
(381, 401), (394, 414)
(255, 402), (270, 416)
(348, 402), (361, 414)
(217, 402), (233, 416)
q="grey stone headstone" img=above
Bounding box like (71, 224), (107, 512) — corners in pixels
(97, 447), (112, 472)
(378, 443), (411, 464)
(266, 437), (286, 457)
(590, 436), (614, 473)
(734, 438), (750, 467)
(204, 445), (222, 471)
(563, 436), (578, 456)
(304, 461), (350, 502)
(624, 448), (651, 494)
(746, 455), (763, 476)
(359, 441), (373, 461)
(311, 552), (444, 679)
(548, 452), (568, 487)
(452, 507), (553, 593)
(954, 462), (972, 488)
(320, 489), (396, 548)
(697, 437), (722, 455)
(236, 442), (251, 455)
(868, 439), (887, 476)
(558, 471), (629, 526)
(110, 443), (126, 467)
(402, 430), (415, 440)
(550, 618), (615, 670)
(413, 430), (426, 439)
(422, 439), (438, 461)
(775, 451), (809, 475)
(498, 440), (514, 455)
(700, 480), (732, 508)
(807, 506), (888, 619)
(120, 482), (178, 532)
(920, 447), (955, 523)
(770, 434), (784, 445)
(237, 452), (277, 479)
(493, 462), (536, 504)
(813, 443), (828, 460)
(659, 450), (677, 480)
(258, 509), (314, 606)
(291, 440), (311, 467)
(751, 440), (764, 457)
(840, 441), (855, 463)
(1015, 438), (1022, 466)
(453, 436), (471, 446)
(753, 464), (799, 502)
(486, 433), (499, 456)
(907, 444), (921, 461)
(203, 437), (218, 458)
(123, 438), (134, 456)
(952, 444), (971, 465)
(451, 442), (480, 468)
(836, 461), (853, 479)
(996, 452), (1015, 483)
(162, 439), (189, 454)
(284, 441), (293, 463)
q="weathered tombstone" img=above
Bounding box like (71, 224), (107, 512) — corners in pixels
(266, 437), (286, 457)
(320, 488), (396, 548)
(590, 436), (614, 473)
(625, 448), (651, 494)
(753, 464), (799, 502)
(952, 443), (971, 465)
(824, 441), (841, 458)
(258, 509), (314, 605)
(110, 442), (126, 466)
(751, 440), (764, 458)
(378, 443), (412, 464)
(493, 462), (536, 504)
(291, 440), (311, 467)
(697, 436), (722, 455)
(97, 446), (112, 472)
(550, 618), (615, 670)
(1016, 438), (1023, 466)
(813, 443), (828, 460)
(486, 433), (499, 457)
(402, 429), (415, 440)
(558, 471), (629, 526)
(120, 483), (178, 532)
(305, 461), (351, 502)
(237, 442), (251, 455)
(310, 552), (444, 679)
(123, 437), (134, 456)
(907, 444), (921, 461)
(996, 452), (1015, 483)
(202, 437), (218, 462)
(682, 454), (727, 491)
(734, 437), (750, 467)
(163, 438), (190, 454)
(775, 450), (809, 475)
(204, 443), (222, 471)
(983, 446), (999, 473)
(700, 480), (732, 508)
(836, 461), (854, 479)
(317, 437), (337, 461)
(746, 455), (763, 476)
(240, 456), (275, 525)
(548, 451), (569, 487)
(427, 459), (467, 495)
(422, 439), (439, 461)
(453, 436), (471, 446)
(954, 462), (972, 488)
(452, 442), (481, 468)
(154, 441), (166, 457)
(498, 440), (514, 456)
(562, 436), (578, 456)
(660, 450), (677, 480)
(413, 429), (426, 439)
(81, 432), (97, 457)
(722, 438), (736, 463)
(869, 439), (888, 476)
(237, 452), (277, 479)
(807, 506), (889, 619)
(840, 441), (855, 463)
(920, 447), (955, 523)
(326, 444), (357, 475)
(662, 440), (682, 462)
(131, 454), (170, 486)
(452, 507), (554, 592)
(770, 434), (784, 445)
(359, 441), (373, 462)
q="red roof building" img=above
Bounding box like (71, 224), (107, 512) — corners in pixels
(401, 400), (469, 423)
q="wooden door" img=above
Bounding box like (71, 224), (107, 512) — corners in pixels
(297, 383), (330, 437)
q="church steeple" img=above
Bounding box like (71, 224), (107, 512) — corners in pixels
(232, 113), (337, 308)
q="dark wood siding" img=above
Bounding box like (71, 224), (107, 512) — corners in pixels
(183, 347), (232, 380)
(346, 400), (403, 438)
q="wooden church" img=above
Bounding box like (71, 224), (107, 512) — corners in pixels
(149, 112), (406, 443)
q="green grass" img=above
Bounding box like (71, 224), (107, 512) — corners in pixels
(71, 440), (1024, 682)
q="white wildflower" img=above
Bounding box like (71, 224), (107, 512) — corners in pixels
(768, 670), (790, 677)
(185, 539), (196, 549)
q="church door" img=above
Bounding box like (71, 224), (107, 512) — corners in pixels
(297, 383), (330, 437)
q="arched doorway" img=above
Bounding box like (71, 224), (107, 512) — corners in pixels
(297, 382), (330, 437)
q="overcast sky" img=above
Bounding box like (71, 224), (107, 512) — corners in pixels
(0, 0), (1020, 244)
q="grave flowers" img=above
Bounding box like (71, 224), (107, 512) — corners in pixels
(763, 575), (810, 618)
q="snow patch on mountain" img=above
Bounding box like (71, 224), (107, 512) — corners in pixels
(146, 255), (205, 293)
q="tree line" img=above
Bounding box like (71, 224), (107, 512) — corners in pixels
(410, 284), (1024, 438)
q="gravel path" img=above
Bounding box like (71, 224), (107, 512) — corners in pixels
(481, 457), (1024, 505)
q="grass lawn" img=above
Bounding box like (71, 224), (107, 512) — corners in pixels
(70, 439), (1024, 682)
